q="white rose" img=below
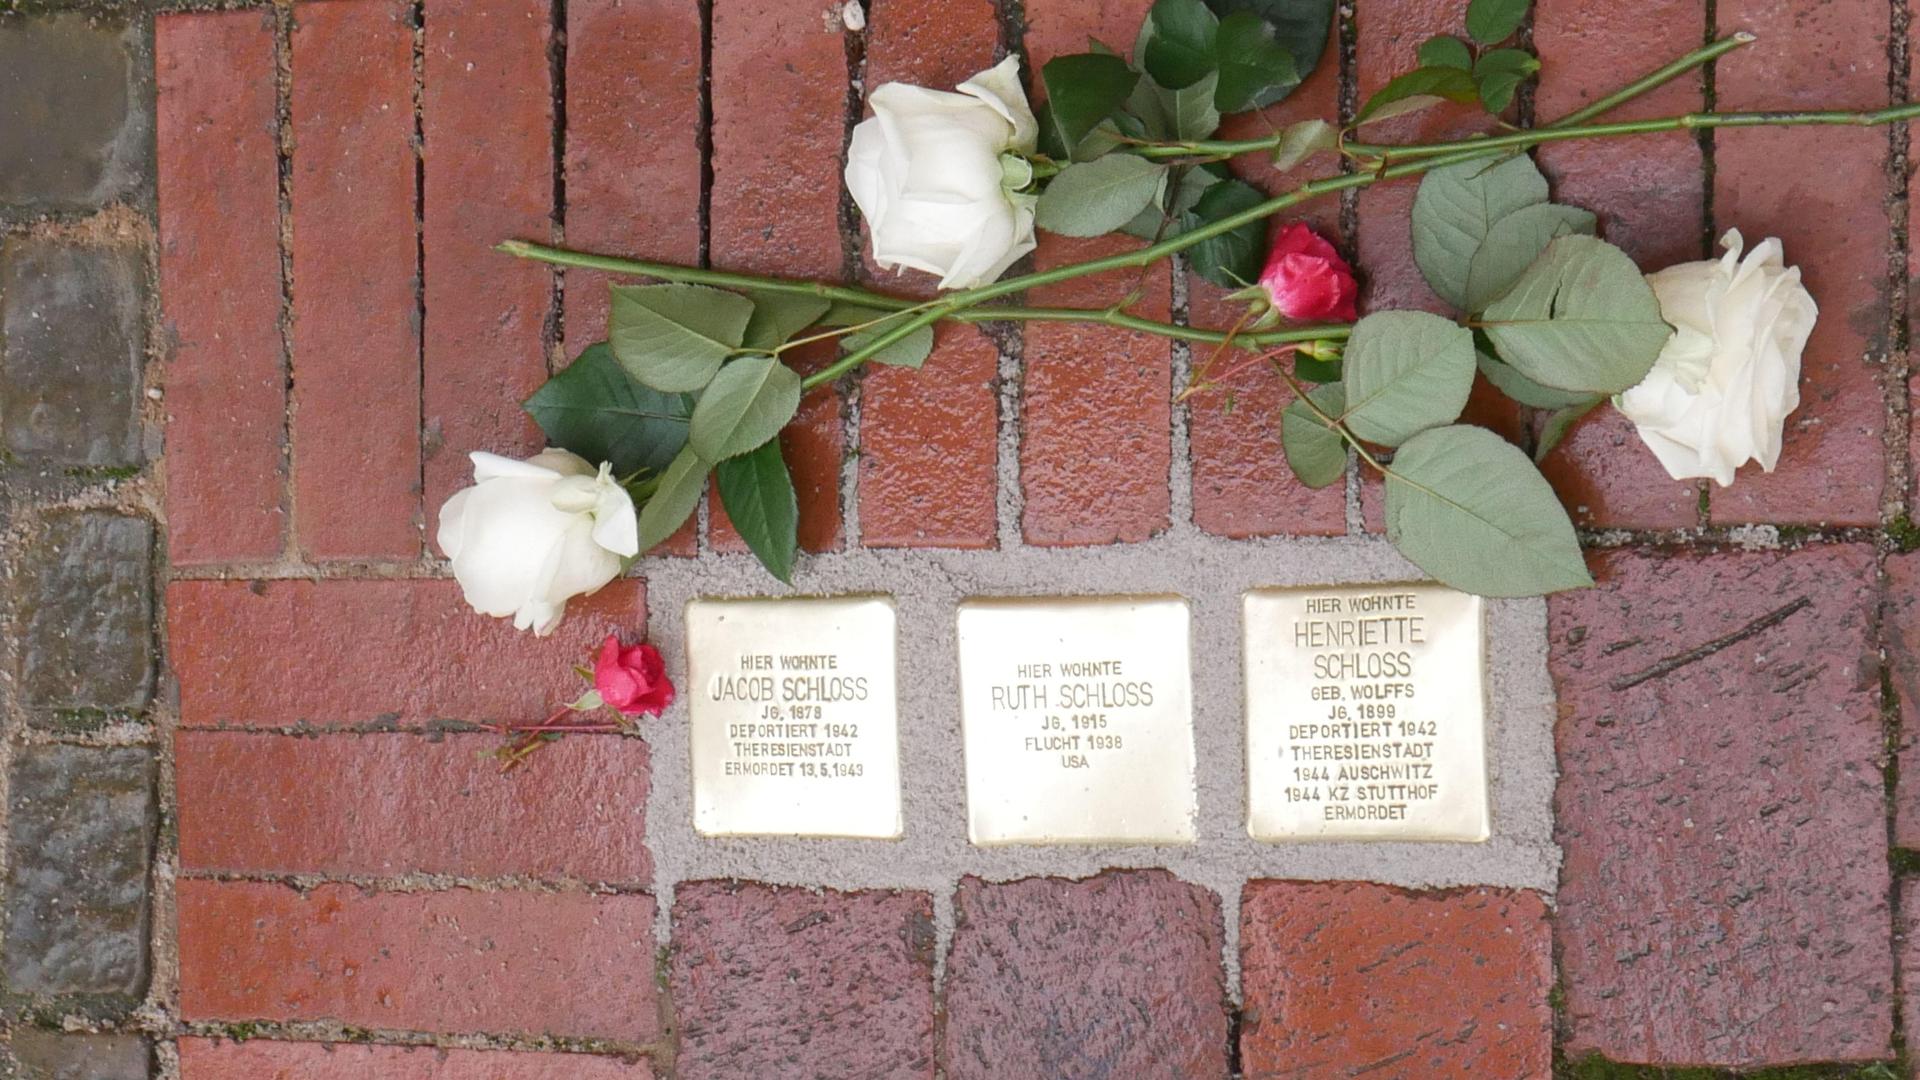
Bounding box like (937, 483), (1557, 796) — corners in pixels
(1616, 229), (1816, 486)
(845, 55), (1039, 290)
(435, 449), (639, 636)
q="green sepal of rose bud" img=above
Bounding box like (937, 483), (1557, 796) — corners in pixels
(570, 689), (605, 711)
(1299, 339), (1342, 362)
(1225, 282), (1284, 331)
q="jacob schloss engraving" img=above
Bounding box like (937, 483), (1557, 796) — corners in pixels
(688, 596), (902, 839)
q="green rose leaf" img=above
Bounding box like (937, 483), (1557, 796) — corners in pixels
(1203, 0), (1332, 105)
(715, 438), (799, 583)
(1295, 351), (1342, 383)
(1473, 47), (1540, 111)
(1214, 11), (1298, 112)
(1141, 0), (1219, 90)
(1476, 348), (1596, 409)
(1465, 0), (1529, 45)
(1354, 65), (1479, 126)
(1042, 53), (1141, 157)
(1270, 117), (1337, 171)
(740, 291), (831, 352)
(1129, 69), (1222, 142)
(688, 355), (803, 461)
(1463, 202), (1596, 312)
(1186, 177), (1270, 288)
(609, 283), (755, 393)
(1280, 382), (1347, 488)
(1338, 311), (1476, 446)
(1481, 234), (1674, 394)
(1417, 34), (1473, 70)
(636, 445), (708, 553)
(1409, 154), (1548, 309)
(1117, 163), (1225, 242)
(522, 343), (695, 480)
(841, 321), (936, 369)
(1384, 424), (1593, 597)
(1037, 155), (1172, 238)
(1535, 398), (1602, 463)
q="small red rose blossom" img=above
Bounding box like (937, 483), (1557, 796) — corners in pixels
(594, 635), (674, 717)
(1258, 223), (1358, 323)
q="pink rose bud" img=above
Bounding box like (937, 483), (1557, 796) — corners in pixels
(1258, 223), (1358, 323)
(593, 634), (675, 717)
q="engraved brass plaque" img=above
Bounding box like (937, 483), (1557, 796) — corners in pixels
(687, 595), (902, 839)
(957, 596), (1197, 845)
(1244, 583), (1489, 842)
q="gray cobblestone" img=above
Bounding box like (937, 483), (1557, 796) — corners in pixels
(0, 238), (145, 468)
(15, 513), (152, 712)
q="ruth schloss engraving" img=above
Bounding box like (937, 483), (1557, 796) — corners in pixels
(686, 595), (903, 839)
(1243, 583), (1490, 842)
(956, 595), (1197, 846)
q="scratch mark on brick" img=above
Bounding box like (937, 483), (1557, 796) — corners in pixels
(1608, 594), (1812, 691)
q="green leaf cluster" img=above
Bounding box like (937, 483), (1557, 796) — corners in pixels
(1271, 141), (1673, 598)
(1354, 0), (1538, 125)
(521, 282), (935, 584)
(1031, 0), (1335, 281)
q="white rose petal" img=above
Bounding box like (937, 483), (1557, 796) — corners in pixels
(845, 55), (1039, 290)
(435, 449), (638, 636)
(1616, 229), (1816, 487)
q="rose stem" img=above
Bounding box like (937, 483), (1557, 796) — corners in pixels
(500, 33), (1762, 380)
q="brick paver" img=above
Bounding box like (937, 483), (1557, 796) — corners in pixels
(669, 881), (936, 1079)
(420, 0), (554, 512)
(178, 882), (659, 1041)
(289, 0), (422, 559)
(1890, 553), (1920, 848)
(167, 578), (645, 728)
(1551, 546), (1893, 1066)
(156, 10), (287, 564)
(856, 0), (1002, 549)
(708, 0), (847, 553)
(1239, 882), (1552, 1079)
(941, 870), (1230, 1079)
(1709, 0), (1889, 526)
(176, 1039), (653, 1078)
(176, 730), (651, 884)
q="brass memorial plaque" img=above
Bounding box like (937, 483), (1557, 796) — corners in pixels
(957, 596), (1197, 845)
(687, 596), (902, 839)
(1244, 583), (1489, 842)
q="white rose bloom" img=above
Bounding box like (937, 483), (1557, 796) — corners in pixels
(845, 55), (1039, 290)
(436, 449), (639, 636)
(1616, 229), (1816, 487)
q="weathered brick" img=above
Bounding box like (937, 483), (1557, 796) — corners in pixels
(421, 0), (554, 513)
(1239, 882), (1551, 1078)
(560, 0), (702, 557)
(708, 0), (848, 551)
(156, 10), (287, 565)
(561, 0), (702, 344)
(1885, 552), (1920, 848)
(0, 237), (144, 467)
(17, 512), (153, 711)
(1552, 545), (1892, 1065)
(1187, 281), (1346, 539)
(859, 322), (1000, 548)
(1531, 0), (1706, 530)
(1021, 0), (1171, 547)
(1187, 27), (1347, 540)
(0, 13), (150, 212)
(177, 882), (659, 1040)
(941, 871), (1229, 1080)
(176, 730), (651, 884)
(290, 0), (422, 559)
(176, 1039), (651, 1079)
(854, 0), (1002, 549)
(1707, 0), (1889, 526)
(167, 578), (646, 728)
(670, 881), (934, 1080)
(9, 1030), (148, 1080)
(1020, 236), (1173, 546)
(4, 746), (155, 1000)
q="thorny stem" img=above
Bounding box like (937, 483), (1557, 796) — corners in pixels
(1267, 359), (1390, 476)
(1343, 102), (1920, 160)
